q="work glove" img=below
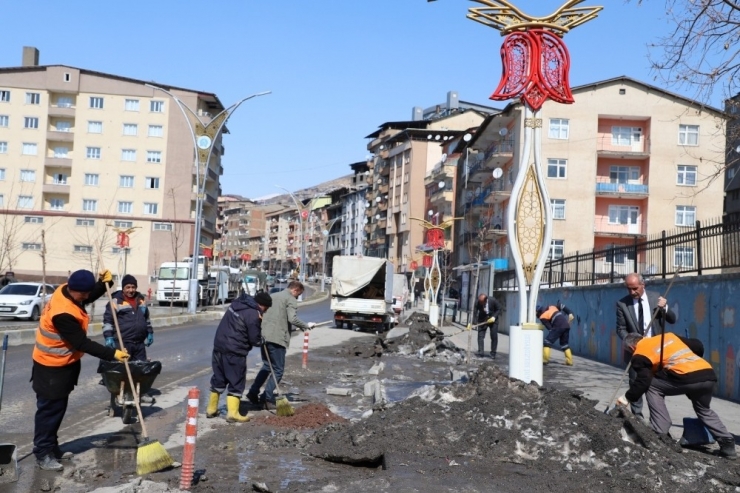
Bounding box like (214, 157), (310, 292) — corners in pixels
(616, 395), (629, 407)
(105, 337), (116, 348)
(487, 317), (496, 324)
(568, 314), (575, 323)
(145, 333), (154, 347)
(307, 322), (317, 330)
(114, 349), (130, 362)
(98, 270), (113, 283)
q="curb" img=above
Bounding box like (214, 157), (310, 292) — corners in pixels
(299, 291), (330, 307)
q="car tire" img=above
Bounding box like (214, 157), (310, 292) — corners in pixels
(30, 305), (40, 322)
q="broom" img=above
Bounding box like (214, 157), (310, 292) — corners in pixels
(97, 249), (174, 474)
(263, 345), (294, 417)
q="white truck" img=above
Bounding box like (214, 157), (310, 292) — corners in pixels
(156, 256), (210, 306)
(392, 273), (409, 314)
(242, 269), (268, 296)
(330, 256), (395, 332)
(208, 266), (242, 304)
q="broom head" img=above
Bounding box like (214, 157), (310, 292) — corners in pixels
(136, 439), (174, 475)
(275, 396), (294, 417)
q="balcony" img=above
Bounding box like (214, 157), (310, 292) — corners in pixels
(44, 156), (72, 167)
(596, 135), (650, 157)
(484, 179), (512, 204)
(378, 182), (389, 194)
(48, 105), (76, 118)
(47, 130), (74, 142)
(595, 179), (649, 198)
(593, 216), (646, 236)
(43, 183), (70, 194)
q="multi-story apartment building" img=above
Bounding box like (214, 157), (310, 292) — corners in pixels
(364, 91), (496, 273)
(0, 47), (225, 290)
(216, 197), (279, 270)
(265, 205), (297, 275)
(455, 76), (726, 306)
(341, 161), (369, 256)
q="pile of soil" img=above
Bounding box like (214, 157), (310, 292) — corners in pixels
(259, 403), (348, 429)
(299, 364), (740, 492)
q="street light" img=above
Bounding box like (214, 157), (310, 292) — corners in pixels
(146, 84), (270, 314)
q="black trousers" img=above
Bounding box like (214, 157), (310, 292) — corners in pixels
(33, 396), (69, 460)
(477, 323), (498, 355)
(210, 350), (247, 397)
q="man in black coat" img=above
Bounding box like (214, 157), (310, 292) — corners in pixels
(474, 293), (503, 359)
(206, 292), (272, 423)
(615, 272), (676, 419)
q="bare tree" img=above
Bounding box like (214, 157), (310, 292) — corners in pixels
(0, 178), (35, 272)
(167, 187), (186, 314)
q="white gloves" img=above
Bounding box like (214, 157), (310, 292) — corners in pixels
(307, 322), (316, 330)
(568, 314), (574, 323)
(616, 395), (629, 407)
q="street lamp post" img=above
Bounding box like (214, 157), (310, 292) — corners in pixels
(146, 84), (270, 314)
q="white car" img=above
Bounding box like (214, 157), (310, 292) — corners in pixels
(0, 282), (55, 321)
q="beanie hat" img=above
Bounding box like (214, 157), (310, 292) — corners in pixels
(121, 274), (138, 288)
(68, 270), (96, 292)
(254, 292), (273, 308)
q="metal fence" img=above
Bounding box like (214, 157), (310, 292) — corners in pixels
(493, 213), (740, 290)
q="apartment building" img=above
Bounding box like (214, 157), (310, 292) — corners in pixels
(455, 76), (726, 303)
(0, 47), (225, 289)
(341, 161), (369, 256)
(364, 91), (495, 272)
(216, 197), (279, 270)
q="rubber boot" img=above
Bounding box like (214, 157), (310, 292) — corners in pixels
(206, 391), (220, 418)
(226, 395), (250, 423)
(564, 348), (573, 366)
(543, 347), (550, 365)
(719, 438), (738, 459)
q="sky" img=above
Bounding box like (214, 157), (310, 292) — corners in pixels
(1, 0), (708, 199)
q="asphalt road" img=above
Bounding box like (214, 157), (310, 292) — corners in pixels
(0, 296), (332, 491)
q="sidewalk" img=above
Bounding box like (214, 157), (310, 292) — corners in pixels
(439, 319), (740, 442)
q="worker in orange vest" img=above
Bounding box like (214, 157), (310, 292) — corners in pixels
(617, 332), (736, 459)
(536, 302), (575, 366)
(31, 269), (129, 472)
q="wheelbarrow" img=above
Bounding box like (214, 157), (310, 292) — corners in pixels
(97, 360), (162, 424)
(0, 334), (18, 483)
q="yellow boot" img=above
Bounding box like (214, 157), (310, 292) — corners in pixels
(543, 347), (551, 365)
(206, 391), (220, 418)
(226, 395), (250, 423)
(564, 348), (573, 366)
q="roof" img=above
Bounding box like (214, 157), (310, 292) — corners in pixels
(0, 64), (225, 111)
(365, 108), (497, 139)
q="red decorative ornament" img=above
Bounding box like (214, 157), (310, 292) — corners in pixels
(241, 253), (251, 261)
(426, 228), (445, 250)
(301, 210), (309, 220)
(410, 260), (418, 271)
(490, 29), (574, 111)
(202, 247), (213, 259)
(422, 255), (433, 268)
(116, 232), (129, 248)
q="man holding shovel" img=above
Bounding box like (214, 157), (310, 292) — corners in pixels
(31, 269), (130, 471)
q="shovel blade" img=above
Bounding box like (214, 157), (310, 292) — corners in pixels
(0, 443), (18, 483)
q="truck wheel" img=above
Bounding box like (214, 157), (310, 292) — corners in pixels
(335, 319), (343, 328)
(158, 301), (168, 307)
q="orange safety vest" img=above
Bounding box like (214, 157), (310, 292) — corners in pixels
(32, 284), (90, 367)
(538, 306), (559, 321)
(633, 332), (711, 375)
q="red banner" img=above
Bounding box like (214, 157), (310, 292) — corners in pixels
(426, 228), (445, 250)
(116, 232), (129, 248)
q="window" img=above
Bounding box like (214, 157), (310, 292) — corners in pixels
(57, 97), (73, 108)
(0, 142), (6, 153)
(25, 92), (40, 105)
(123, 123), (138, 136)
(52, 173), (67, 184)
(0, 194), (4, 207)
(17, 195), (33, 209)
(153, 222), (173, 231)
(82, 199), (98, 212)
(24, 117), (39, 129)
(551, 199), (566, 219)
(121, 149), (136, 161)
(22, 243), (41, 251)
(118, 201), (133, 214)
(114, 220), (133, 228)
(146, 151), (161, 163)
(678, 124), (699, 146)
(49, 198), (64, 210)
(119, 175), (134, 188)
(730, 167), (738, 181)
(0, 115), (7, 127)
(22, 143), (37, 155)
(548, 118), (569, 139)
(64, 73), (71, 82)
(89, 96), (104, 109)
(76, 218), (95, 227)
(124, 99), (140, 111)
(609, 165), (640, 184)
(150, 100), (164, 113)
(547, 158), (567, 178)
(0, 169), (4, 180)
(549, 240), (564, 260)
(608, 205), (639, 225)
(88, 121), (102, 133)
(55, 121), (71, 132)
(25, 216), (43, 224)
(677, 165), (697, 186)
(143, 203), (158, 215)
(674, 246), (695, 268)
(675, 205), (696, 226)
(20, 169), (36, 182)
(401, 213), (407, 225)
(148, 125), (163, 137)
(53, 146), (68, 158)
(86, 147), (101, 159)
(84, 173), (99, 186)
(74, 245), (93, 253)
(0, 90), (9, 102)
(606, 245), (634, 265)
(611, 126), (642, 146)
(145, 177), (160, 189)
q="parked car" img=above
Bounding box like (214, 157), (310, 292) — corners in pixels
(276, 276), (288, 284)
(0, 282), (55, 321)
(269, 287), (282, 294)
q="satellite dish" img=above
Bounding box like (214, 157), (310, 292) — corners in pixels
(375, 214), (381, 220)
(376, 196), (382, 203)
(434, 135), (441, 141)
(322, 230), (329, 236)
(736, 145), (740, 154)
(492, 168), (504, 179)
(428, 210), (434, 217)
(427, 134), (433, 140)
(499, 128), (508, 137)
(441, 153), (447, 162)
(466, 191), (474, 200)
(365, 201), (370, 207)
(463, 133), (472, 142)
(438, 181), (446, 189)
(364, 219), (369, 224)
(379, 145), (385, 150)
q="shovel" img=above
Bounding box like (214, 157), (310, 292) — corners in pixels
(0, 334), (19, 483)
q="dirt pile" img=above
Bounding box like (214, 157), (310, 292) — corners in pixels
(302, 364), (740, 492)
(383, 312), (462, 360)
(259, 403), (348, 429)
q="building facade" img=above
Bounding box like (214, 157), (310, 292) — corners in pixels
(341, 161), (369, 256)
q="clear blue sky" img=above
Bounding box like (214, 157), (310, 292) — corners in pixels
(1, 1), (703, 198)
